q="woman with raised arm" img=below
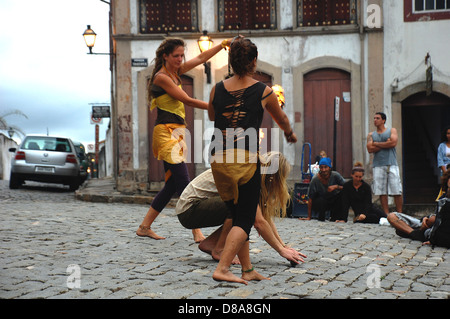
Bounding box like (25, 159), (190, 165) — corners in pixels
(137, 37), (231, 242)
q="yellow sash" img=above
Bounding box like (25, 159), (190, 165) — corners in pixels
(150, 84), (185, 120)
(210, 149), (258, 204)
(152, 123), (187, 164)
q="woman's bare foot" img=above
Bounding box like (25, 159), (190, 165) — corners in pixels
(192, 229), (205, 243)
(136, 225), (165, 240)
(241, 269), (270, 282)
(213, 269), (248, 285)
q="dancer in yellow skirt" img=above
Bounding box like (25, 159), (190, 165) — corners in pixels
(137, 37), (231, 241)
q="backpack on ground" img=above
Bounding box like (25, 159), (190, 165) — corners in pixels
(429, 198), (450, 248)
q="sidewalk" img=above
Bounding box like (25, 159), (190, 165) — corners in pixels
(76, 178), (435, 217)
(75, 177), (177, 206)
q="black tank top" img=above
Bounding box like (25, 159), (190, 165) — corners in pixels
(211, 81), (266, 154)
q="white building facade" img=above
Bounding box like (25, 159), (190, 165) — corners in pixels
(107, 0), (450, 204)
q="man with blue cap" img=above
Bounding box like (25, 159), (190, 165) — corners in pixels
(306, 157), (345, 221)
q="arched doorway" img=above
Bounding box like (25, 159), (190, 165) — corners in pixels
(303, 68), (352, 177)
(147, 75), (196, 183)
(401, 91), (450, 204)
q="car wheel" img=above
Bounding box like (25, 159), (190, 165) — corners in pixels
(69, 179), (80, 191)
(9, 173), (22, 189)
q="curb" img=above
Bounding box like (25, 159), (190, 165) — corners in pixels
(74, 178), (177, 207)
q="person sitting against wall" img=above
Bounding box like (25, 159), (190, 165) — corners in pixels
(341, 162), (387, 223)
(306, 157), (345, 222)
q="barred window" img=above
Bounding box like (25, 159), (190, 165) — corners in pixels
(139, 0), (198, 33)
(218, 0), (277, 31)
(297, 0), (357, 27)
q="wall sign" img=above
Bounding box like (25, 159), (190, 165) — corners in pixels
(132, 58), (148, 67)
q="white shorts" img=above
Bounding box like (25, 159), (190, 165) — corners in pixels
(392, 212), (421, 229)
(372, 165), (402, 196)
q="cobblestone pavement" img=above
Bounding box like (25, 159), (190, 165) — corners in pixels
(1, 179), (449, 302)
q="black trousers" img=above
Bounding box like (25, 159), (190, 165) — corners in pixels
(225, 165), (261, 238)
(311, 192), (343, 221)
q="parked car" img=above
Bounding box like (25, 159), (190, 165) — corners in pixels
(9, 135), (82, 191)
(72, 140), (88, 184)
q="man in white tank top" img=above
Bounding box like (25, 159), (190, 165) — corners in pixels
(366, 112), (403, 215)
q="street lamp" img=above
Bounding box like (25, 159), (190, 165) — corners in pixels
(83, 25), (97, 54)
(197, 30), (213, 83)
(82, 25), (112, 55)
(197, 30), (213, 52)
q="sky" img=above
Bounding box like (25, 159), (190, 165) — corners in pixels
(0, 0), (112, 149)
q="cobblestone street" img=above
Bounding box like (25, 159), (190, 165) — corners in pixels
(1, 180), (449, 303)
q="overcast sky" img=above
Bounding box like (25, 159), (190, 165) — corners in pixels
(0, 0), (112, 148)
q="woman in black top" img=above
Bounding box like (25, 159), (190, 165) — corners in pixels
(341, 162), (387, 223)
(208, 36), (297, 285)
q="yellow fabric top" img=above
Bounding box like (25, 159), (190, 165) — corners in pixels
(150, 84), (185, 120)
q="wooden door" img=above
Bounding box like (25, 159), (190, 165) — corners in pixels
(303, 68), (352, 177)
(402, 91), (450, 204)
(148, 75), (195, 183)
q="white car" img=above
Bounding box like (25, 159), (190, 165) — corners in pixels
(9, 135), (83, 191)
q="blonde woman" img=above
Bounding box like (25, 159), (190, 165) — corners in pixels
(175, 152), (306, 267)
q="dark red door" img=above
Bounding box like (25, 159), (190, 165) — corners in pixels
(303, 68), (352, 177)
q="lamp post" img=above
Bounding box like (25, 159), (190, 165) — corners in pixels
(83, 25), (96, 54)
(197, 30), (213, 83)
(82, 25), (112, 55)
(83, 23), (114, 178)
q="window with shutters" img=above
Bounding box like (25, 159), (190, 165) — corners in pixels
(297, 0), (357, 27)
(139, 0), (198, 33)
(218, 0), (277, 31)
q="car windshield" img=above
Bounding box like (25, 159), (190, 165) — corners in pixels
(22, 136), (72, 152)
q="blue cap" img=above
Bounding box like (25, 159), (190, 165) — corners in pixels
(319, 157), (332, 168)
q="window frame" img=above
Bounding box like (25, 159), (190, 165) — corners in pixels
(404, 0), (450, 22)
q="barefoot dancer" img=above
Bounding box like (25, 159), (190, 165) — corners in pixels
(136, 37), (231, 241)
(208, 37), (297, 284)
